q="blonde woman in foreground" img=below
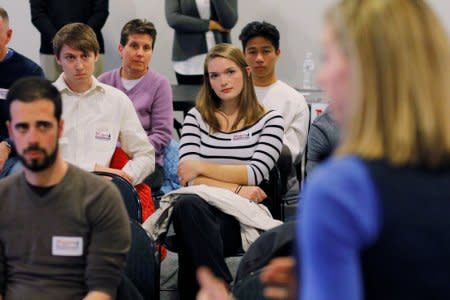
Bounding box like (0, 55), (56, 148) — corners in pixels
(300, 0), (450, 299)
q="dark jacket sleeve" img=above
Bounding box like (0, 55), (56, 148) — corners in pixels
(165, 0), (210, 33)
(306, 123), (330, 175)
(306, 110), (340, 176)
(86, 0), (109, 32)
(30, 0), (58, 41)
(0, 241), (5, 295)
(31, 65), (45, 78)
(211, 0), (238, 29)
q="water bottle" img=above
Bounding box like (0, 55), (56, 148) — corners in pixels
(303, 52), (315, 89)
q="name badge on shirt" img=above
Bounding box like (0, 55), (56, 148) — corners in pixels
(95, 128), (112, 141)
(231, 131), (251, 142)
(0, 88), (8, 100)
(52, 236), (83, 256)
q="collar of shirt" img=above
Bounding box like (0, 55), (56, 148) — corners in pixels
(0, 48), (14, 63)
(53, 74), (106, 97)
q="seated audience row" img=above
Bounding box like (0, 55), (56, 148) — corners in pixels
(0, 7), (332, 300)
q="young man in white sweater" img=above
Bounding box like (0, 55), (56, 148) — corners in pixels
(239, 21), (309, 194)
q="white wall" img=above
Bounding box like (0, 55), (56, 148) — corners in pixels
(3, 0), (450, 88)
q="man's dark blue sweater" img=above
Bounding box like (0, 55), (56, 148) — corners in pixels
(0, 49), (44, 140)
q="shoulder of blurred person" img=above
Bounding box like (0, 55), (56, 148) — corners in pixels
(306, 108), (340, 175)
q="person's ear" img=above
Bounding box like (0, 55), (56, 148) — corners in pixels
(55, 54), (62, 66)
(118, 43), (124, 58)
(275, 48), (281, 59)
(5, 28), (12, 44)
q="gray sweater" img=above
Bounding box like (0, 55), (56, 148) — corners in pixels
(0, 165), (130, 299)
(165, 0), (238, 61)
(306, 108), (340, 175)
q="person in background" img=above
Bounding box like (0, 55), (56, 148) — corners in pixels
(52, 23), (154, 185)
(99, 19), (173, 191)
(239, 21), (309, 195)
(30, 0), (108, 80)
(165, 0), (238, 85)
(0, 7), (44, 176)
(301, 0), (450, 299)
(305, 107), (339, 176)
(174, 43), (284, 299)
(0, 77), (130, 300)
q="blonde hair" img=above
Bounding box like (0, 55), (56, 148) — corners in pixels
(196, 43), (265, 132)
(328, 0), (450, 168)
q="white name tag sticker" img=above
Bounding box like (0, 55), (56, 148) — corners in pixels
(231, 132), (251, 142)
(95, 128), (112, 141)
(52, 236), (83, 256)
(0, 88), (8, 100)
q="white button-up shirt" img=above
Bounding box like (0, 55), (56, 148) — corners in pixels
(54, 75), (155, 185)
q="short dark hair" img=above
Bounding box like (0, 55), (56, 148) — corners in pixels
(239, 21), (280, 51)
(6, 77), (62, 121)
(120, 19), (157, 49)
(53, 23), (99, 58)
(0, 7), (9, 25)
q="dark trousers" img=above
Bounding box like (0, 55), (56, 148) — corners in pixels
(175, 72), (204, 85)
(172, 194), (242, 300)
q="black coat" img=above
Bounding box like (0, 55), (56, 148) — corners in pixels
(30, 0), (109, 54)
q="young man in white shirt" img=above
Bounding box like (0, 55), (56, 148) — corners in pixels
(52, 23), (154, 185)
(239, 21), (309, 193)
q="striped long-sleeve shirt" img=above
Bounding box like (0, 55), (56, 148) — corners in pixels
(179, 108), (284, 185)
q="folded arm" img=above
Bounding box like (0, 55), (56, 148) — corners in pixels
(191, 176), (267, 203)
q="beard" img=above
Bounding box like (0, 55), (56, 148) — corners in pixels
(18, 142), (59, 172)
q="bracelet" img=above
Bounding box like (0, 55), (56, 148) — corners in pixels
(235, 184), (243, 194)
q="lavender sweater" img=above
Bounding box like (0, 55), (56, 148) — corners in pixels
(99, 68), (173, 166)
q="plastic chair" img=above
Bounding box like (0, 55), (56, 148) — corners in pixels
(259, 165), (284, 221)
(126, 219), (160, 300)
(93, 171), (142, 223)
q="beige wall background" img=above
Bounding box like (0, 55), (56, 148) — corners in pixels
(3, 0), (450, 88)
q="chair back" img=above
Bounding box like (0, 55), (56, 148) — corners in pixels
(127, 220), (160, 300)
(259, 166), (284, 221)
(93, 171), (142, 223)
(232, 268), (265, 300)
